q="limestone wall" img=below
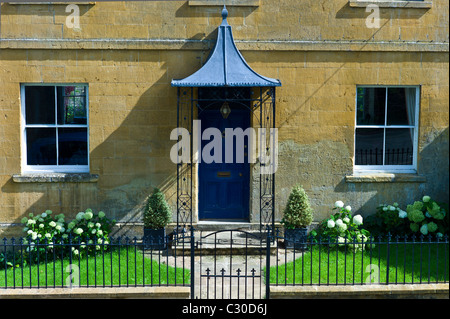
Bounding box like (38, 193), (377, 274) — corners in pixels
(0, 0), (448, 236)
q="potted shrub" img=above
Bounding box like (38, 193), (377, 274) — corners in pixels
(143, 188), (172, 250)
(281, 185), (314, 249)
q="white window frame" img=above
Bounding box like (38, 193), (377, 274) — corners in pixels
(20, 83), (89, 174)
(354, 85), (420, 174)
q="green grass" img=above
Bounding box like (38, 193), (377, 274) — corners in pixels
(269, 243), (449, 285)
(1, 247), (190, 288)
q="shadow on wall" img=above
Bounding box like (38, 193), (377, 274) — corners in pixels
(418, 127), (449, 203)
(0, 36), (212, 238)
(334, 127), (449, 217)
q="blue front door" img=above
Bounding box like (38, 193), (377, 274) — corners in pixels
(199, 107), (250, 220)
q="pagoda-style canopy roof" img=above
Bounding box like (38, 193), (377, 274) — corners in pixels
(171, 6), (281, 88)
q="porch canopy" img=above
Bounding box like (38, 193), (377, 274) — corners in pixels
(170, 6), (280, 231)
(171, 6), (281, 88)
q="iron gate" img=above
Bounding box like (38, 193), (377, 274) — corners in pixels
(192, 229), (269, 299)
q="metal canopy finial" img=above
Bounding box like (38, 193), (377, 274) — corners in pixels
(221, 5), (228, 25)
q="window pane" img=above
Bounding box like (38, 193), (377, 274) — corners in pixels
(26, 128), (57, 165)
(25, 86), (55, 124)
(387, 88), (416, 126)
(356, 87), (386, 125)
(58, 128), (88, 165)
(355, 128), (384, 165)
(385, 129), (414, 165)
(57, 86), (87, 125)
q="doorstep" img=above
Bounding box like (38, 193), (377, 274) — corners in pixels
(196, 219), (259, 231)
(169, 220), (281, 232)
(169, 225), (279, 255)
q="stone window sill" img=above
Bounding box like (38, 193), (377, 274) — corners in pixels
(188, 0), (260, 6)
(349, 0), (432, 8)
(345, 173), (426, 183)
(12, 173), (98, 183)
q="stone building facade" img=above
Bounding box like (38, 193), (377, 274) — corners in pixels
(0, 0), (448, 237)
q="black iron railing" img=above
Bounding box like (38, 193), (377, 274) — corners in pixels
(268, 231), (449, 287)
(0, 233), (193, 289)
(1, 230), (448, 295)
(355, 148), (413, 165)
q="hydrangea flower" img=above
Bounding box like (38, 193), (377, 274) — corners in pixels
(353, 215), (363, 226)
(398, 210), (407, 219)
(420, 224), (428, 235)
(327, 219), (335, 228)
(338, 223), (347, 232)
(335, 201), (344, 208)
(84, 212), (94, 220)
(409, 210), (425, 223)
(337, 236), (346, 247)
(427, 202), (445, 220)
(422, 195), (431, 202)
(345, 205), (352, 212)
(427, 222), (438, 233)
(98, 211), (106, 218)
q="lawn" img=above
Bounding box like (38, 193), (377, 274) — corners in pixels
(269, 242), (449, 285)
(1, 247), (190, 288)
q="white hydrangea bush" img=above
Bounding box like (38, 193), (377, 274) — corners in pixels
(21, 210), (66, 250)
(366, 196), (449, 237)
(20, 208), (116, 257)
(311, 200), (372, 251)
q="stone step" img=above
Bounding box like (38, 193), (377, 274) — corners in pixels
(170, 229), (278, 255)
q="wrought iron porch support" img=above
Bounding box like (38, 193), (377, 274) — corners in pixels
(176, 87), (194, 230)
(259, 87), (276, 234)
